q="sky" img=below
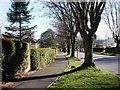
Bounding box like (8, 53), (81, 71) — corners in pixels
(0, 0), (113, 40)
(0, 0), (55, 39)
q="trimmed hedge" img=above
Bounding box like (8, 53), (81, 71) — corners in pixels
(2, 39), (30, 81)
(93, 47), (120, 54)
(30, 48), (55, 70)
(105, 47), (116, 53)
(105, 47), (120, 53)
(93, 48), (104, 52)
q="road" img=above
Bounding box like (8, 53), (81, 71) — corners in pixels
(75, 52), (120, 77)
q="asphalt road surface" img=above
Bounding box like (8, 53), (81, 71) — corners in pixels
(75, 52), (120, 77)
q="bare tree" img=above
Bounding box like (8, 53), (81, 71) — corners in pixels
(103, 0), (120, 49)
(45, 2), (78, 57)
(45, 1), (106, 68)
(45, 2), (71, 54)
(69, 1), (106, 67)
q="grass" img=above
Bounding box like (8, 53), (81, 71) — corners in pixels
(49, 54), (120, 89)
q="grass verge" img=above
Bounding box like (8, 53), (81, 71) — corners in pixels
(49, 54), (120, 89)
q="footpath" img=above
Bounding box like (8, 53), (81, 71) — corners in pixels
(8, 53), (68, 88)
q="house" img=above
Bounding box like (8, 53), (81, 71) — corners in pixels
(23, 38), (39, 48)
(1, 32), (39, 48)
(103, 37), (116, 47)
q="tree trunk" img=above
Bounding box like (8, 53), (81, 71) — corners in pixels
(67, 40), (70, 55)
(116, 41), (120, 48)
(115, 40), (120, 54)
(71, 35), (75, 57)
(19, 12), (22, 41)
(19, 22), (21, 41)
(81, 37), (95, 68)
(62, 44), (66, 53)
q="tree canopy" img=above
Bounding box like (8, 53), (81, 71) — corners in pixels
(39, 29), (56, 48)
(45, 1), (106, 68)
(6, 0), (37, 41)
(103, 0), (120, 48)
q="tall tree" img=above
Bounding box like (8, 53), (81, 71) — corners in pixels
(103, 0), (120, 49)
(39, 29), (56, 48)
(46, 2), (78, 57)
(69, 1), (106, 67)
(6, 0), (37, 41)
(56, 22), (71, 53)
(45, 1), (106, 67)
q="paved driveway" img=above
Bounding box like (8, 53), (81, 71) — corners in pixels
(75, 52), (120, 77)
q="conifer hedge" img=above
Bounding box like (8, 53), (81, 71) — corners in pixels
(30, 48), (55, 70)
(2, 39), (56, 82)
(2, 39), (30, 81)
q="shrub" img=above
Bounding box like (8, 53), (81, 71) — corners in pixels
(105, 47), (115, 53)
(52, 47), (61, 54)
(2, 39), (15, 57)
(30, 49), (40, 70)
(2, 39), (30, 82)
(2, 39), (15, 81)
(105, 47), (117, 53)
(93, 48), (104, 52)
(30, 48), (56, 70)
(116, 47), (120, 54)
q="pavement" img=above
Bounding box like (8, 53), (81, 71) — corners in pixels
(75, 52), (120, 77)
(4, 53), (68, 89)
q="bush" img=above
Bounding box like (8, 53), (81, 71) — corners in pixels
(116, 47), (120, 54)
(2, 39), (30, 82)
(30, 48), (55, 70)
(52, 47), (61, 54)
(105, 47), (115, 53)
(93, 48), (104, 52)
(104, 47), (120, 54)
(2, 39), (15, 81)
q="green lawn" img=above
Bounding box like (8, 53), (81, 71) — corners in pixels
(49, 55), (120, 89)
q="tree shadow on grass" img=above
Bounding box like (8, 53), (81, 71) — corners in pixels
(13, 65), (86, 82)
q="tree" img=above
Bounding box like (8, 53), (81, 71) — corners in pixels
(6, 0), (37, 41)
(45, 1), (106, 68)
(69, 1), (106, 67)
(39, 29), (56, 48)
(45, 2), (78, 57)
(103, 0), (120, 49)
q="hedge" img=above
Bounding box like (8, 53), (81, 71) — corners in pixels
(105, 47), (116, 53)
(105, 47), (120, 53)
(2, 39), (30, 82)
(30, 48), (56, 70)
(93, 48), (104, 52)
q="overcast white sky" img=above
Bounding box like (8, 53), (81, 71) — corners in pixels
(0, 0), (113, 40)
